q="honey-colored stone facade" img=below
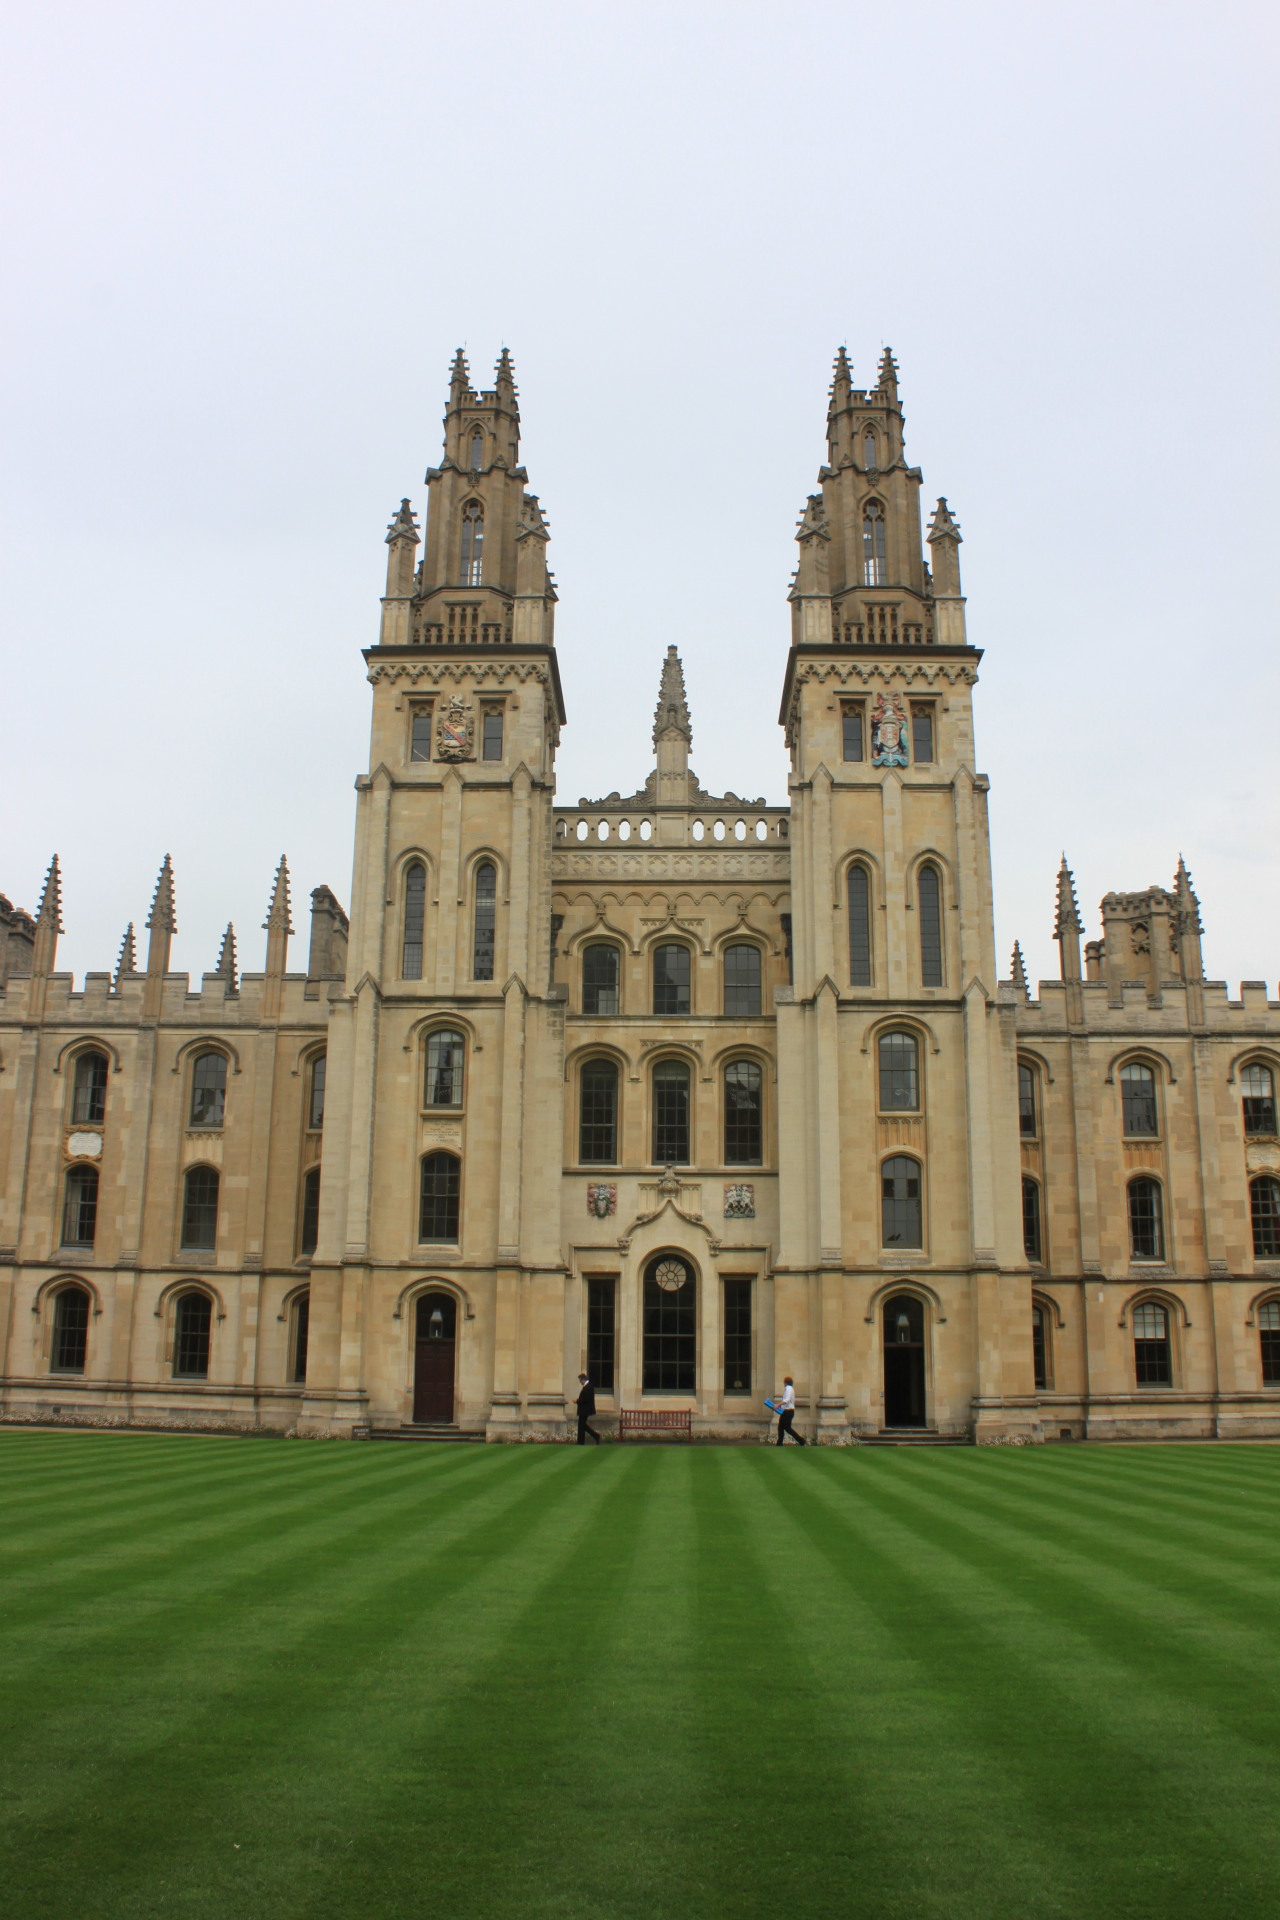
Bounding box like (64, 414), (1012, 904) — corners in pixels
(3, 348), (1279, 1442)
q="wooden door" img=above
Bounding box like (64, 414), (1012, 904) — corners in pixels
(413, 1291), (458, 1423)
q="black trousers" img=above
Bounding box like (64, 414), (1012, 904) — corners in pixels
(777, 1408), (806, 1445)
(577, 1412), (600, 1445)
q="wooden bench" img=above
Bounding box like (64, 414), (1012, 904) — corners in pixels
(618, 1408), (693, 1442)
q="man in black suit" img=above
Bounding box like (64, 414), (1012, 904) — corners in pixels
(576, 1372), (601, 1445)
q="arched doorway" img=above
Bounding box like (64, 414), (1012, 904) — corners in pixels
(882, 1293), (926, 1428)
(642, 1254), (696, 1393)
(413, 1291), (457, 1423)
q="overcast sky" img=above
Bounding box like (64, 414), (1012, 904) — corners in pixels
(2, 1), (1276, 992)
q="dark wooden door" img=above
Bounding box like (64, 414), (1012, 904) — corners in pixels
(414, 1338), (455, 1423)
(883, 1294), (926, 1428)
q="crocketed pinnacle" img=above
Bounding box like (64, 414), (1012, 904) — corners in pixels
(877, 345), (899, 394)
(35, 855), (63, 935)
(263, 856), (293, 935)
(1054, 855), (1083, 939)
(1010, 941), (1028, 993)
(215, 923), (238, 989)
(146, 855), (176, 933)
(494, 347), (518, 401)
(385, 498), (419, 546)
(115, 923), (137, 982)
(1173, 855), (1203, 934)
(829, 345), (852, 408)
(928, 497), (962, 544)
(448, 347), (471, 400)
(653, 646), (692, 749)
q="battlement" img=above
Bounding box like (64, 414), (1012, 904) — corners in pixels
(1013, 977), (1280, 1034)
(0, 969), (336, 1029)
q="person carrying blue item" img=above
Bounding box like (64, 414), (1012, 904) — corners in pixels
(769, 1376), (806, 1446)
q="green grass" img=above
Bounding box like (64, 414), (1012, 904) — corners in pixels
(2, 1436), (1279, 1919)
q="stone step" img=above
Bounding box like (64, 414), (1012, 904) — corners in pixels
(367, 1424), (485, 1443)
(860, 1429), (971, 1446)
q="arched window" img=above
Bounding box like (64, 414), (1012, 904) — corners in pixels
(1242, 1064), (1277, 1136)
(878, 1031), (919, 1111)
(308, 1054), (326, 1131)
(419, 1152), (460, 1242)
(299, 1167), (321, 1257)
(71, 1050), (108, 1125)
(290, 1290), (310, 1384)
(881, 1155), (922, 1248)
(848, 865), (872, 986)
(580, 1060), (618, 1164)
(1128, 1177), (1164, 1260)
(51, 1285), (90, 1373)
(723, 944), (762, 1017)
(918, 865), (943, 986)
(652, 1060), (690, 1165)
(1132, 1301), (1171, 1385)
(863, 428), (877, 469)
(1259, 1300), (1280, 1384)
(1251, 1176), (1280, 1259)
(472, 862), (497, 980)
(181, 1166), (219, 1251)
(425, 1029), (464, 1107)
(1022, 1177), (1043, 1261)
(653, 943), (691, 1016)
(1120, 1063), (1158, 1137)
(1018, 1062), (1038, 1137)
(882, 1293), (926, 1428)
(459, 501), (484, 585)
(173, 1291), (211, 1379)
(642, 1254), (696, 1392)
(724, 1061), (763, 1164)
(402, 862), (426, 980)
(582, 944), (620, 1016)
(189, 1051), (227, 1128)
(469, 429), (483, 472)
(862, 501), (886, 585)
(1031, 1303), (1049, 1391)
(61, 1166), (98, 1248)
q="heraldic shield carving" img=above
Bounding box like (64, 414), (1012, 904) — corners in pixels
(587, 1182), (617, 1219)
(436, 697), (475, 761)
(871, 692), (909, 768)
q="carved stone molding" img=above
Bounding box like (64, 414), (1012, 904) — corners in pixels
(551, 850), (790, 881)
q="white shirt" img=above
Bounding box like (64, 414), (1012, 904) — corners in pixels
(779, 1383), (795, 1411)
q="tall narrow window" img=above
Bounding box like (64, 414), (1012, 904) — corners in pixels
(469, 429), (483, 472)
(587, 1277), (616, 1392)
(189, 1051), (227, 1128)
(723, 944), (762, 1017)
(291, 1290), (310, 1384)
(652, 1060), (690, 1164)
(918, 866), (943, 986)
(409, 708), (432, 762)
(878, 1031), (919, 1111)
(300, 1167), (320, 1257)
(582, 944), (620, 1015)
(1132, 1301), (1171, 1385)
(1128, 1177), (1164, 1260)
(1251, 1176), (1280, 1258)
(848, 865), (872, 986)
(724, 1061), (763, 1164)
(724, 1277), (752, 1392)
(61, 1166), (99, 1248)
(1022, 1177), (1043, 1261)
(482, 709), (504, 761)
(472, 862), (496, 980)
(419, 1152), (460, 1242)
(71, 1051), (108, 1125)
(1242, 1064), (1277, 1136)
(842, 704), (864, 762)
(1259, 1300), (1280, 1384)
(1120, 1063), (1158, 1137)
(459, 501), (484, 585)
(652, 943), (691, 1015)
(308, 1054), (326, 1131)
(52, 1285), (90, 1373)
(425, 1029), (464, 1107)
(881, 1155), (922, 1248)
(642, 1254), (696, 1392)
(580, 1061), (619, 1164)
(911, 706), (935, 763)
(402, 863), (426, 980)
(862, 502), (886, 585)
(173, 1291), (211, 1379)
(863, 428), (877, 469)
(1018, 1062), (1038, 1137)
(181, 1167), (219, 1251)
(1031, 1303), (1049, 1391)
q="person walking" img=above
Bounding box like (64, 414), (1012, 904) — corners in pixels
(776, 1376), (806, 1446)
(576, 1372), (601, 1445)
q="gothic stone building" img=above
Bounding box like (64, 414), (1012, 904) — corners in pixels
(4, 348), (1280, 1443)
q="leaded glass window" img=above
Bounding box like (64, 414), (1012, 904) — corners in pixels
(881, 1155), (922, 1248)
(181, 1166), (219, 1251)
(911, 706), (934, 763)
(653, 943), (691, 1015)
(469, 430), (484, 472)
(173, 1291), (211, 1379)
(642, 1255), (696, 1392)
(1018, 1062), (1038, 1137)
(582, 944), (619, 1015)
(842, 704), (864, 762)
(1031, 1303), (1049, 1391)
(1023, 1177), (1043, 1262)
(848, 866), (872, 986)
(580, 1061), (618, 1164)
(308, 1054), (326, 1131)
(291, 1291), (310, 1384)
(863, 428), (877, 469)
(402, 863), (426, 980)
(71, 1051), (108, 1125)
(1132, 1301), (1171, 1385)
(460, 501), (484, 585)
(724, 1277), (752, 1392)
(724, 1061), (762, 1164)
(652, 1060), (690, 1164)
(1120, 1063), (1158, 1136)
(1242, 1064), (1277, 1136)
(1259, 1300), (1280, 1384)
(1128, 1177), (1164, 1260)
(878, 1031), (918, 1111)
(723, 944), (761, 1017)
(918, 866), (943, 986)
(472, 863), (496, 980)
(587, 1277), (616, 1393)
(419, 1152), (460, 1242)
(862, 502), (886, 585)
(425, 1029), (464, 1107)
(52, 1285), (90, 1373)
(61, 1166), (98, 1248)
(189, 1051), (227, 1128)
(1251, 1176), (1280, 1259)
(409, 708), (432, 762)
(482, 709), (504, 761)
(300, 1167), (320, 1257)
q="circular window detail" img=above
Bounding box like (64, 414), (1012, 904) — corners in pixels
(654, 1258), (688, 1292)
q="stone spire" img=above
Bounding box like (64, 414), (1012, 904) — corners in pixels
(263, 857), (292, 958)
(144, 855), (176, 1015)
(927, 497), (965, 638)
(829, 345), (852, 414)
(877, 345), (899, 397)
(1054, 855), (1083, 982)
(115, 923), (137, 985)
(1010, 940), (1028, 995)
(215, 923), (238, 992)
(448, 346), (471, 404)
(381, 498), (420, 626)
(30, 855), (63, 977)
(1173, 855), (1204, 982)
(653, 646), (692, 750)
(494, 347), (517, 405)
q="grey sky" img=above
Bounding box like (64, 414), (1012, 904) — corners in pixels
(3, 1), (1276, 991)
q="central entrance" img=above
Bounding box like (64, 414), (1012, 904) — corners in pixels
(882, 1293), (926, 1428)
(642, 1254), (696, 1392)
(413, 1290), (457, 1423)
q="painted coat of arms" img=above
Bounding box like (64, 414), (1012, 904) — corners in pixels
(587, 1182), (617, 1219)
(436, 696), (474, 761)
(723, 1183), (755, 1219)
(870, 692), (909, 768)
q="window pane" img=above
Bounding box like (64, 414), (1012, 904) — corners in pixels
(582, 945), (619, 1016)
(419, 1152), (460, 1242)
(587, 1278), (616, 1392)
(72, 1051), (108, 1125)
(1031, 1304), (1048, 1391)
(580, 1062), (618, 1164)
(61, 1166), (98, 1247)
(1242, 1064), (1277, 1136)
(189, 1052), (227, 1128)
(300, 1168), (320, 1257)
(1251, 1177), (1280, 1259)
(292, 1292), (310, 1384)
(724, 1277), (752, 1392)
(482, 710), (504, 761)
(911, 708), (934, 763)
(652, 944), (691, 1015)
(409, 710), (432, 761)
(862, 506), (886, 586)
(460, 503), (484, 586)
(878, 1032), (918, 1111)
(881, 1155), (922, 1248)
(848, 866), (872, 986)
(425, 1029), (465, 1107)
(308, 1054), (326, 1130)
(652, 1061), (690, 1164)
(52, 1286), (90, 1373)
(1133, 1299), (1171, 1385)
(1022, 1178), (1042, 1261)
(472, 864), (496, 980)
(642, 1256), (696, 1392)
(723, 944), (761, 1018)
(918, 867), (943, 986)
(1120, 1063), (1158, 1136)
(1261, 1302), (1280, 1384)
(469, 431), (483, 472)
(724, 1061), (762, 1164)
(842, 706), (864, 762)
(181, 1167), (219, 1250)
(1018, 1063), (1037, 1137)
(402, 863), (426, 980)
(174, 1292), (211, 1378)
(863, 430), (877, 468)
(1128, 1179), (1164, 1260)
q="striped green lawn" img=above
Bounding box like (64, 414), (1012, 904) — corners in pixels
(1, 1435), (1278, 1919)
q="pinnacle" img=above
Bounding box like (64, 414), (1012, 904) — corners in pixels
(215, 922), (238, 989)
(653, 646), (692, 749)
(928, 497), (962, 542)
(877, 345), (899, 392)
(146, 855), (176, 934)
(263, 856), (293, 934)
(1054, 855), (1083, 939)
(35, 855), (63, 934)
(1010, 940), (1028, 991)
(115, 923), (137, 982)
(385, 497), (420, 545)
(495, 346), (517, 392)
